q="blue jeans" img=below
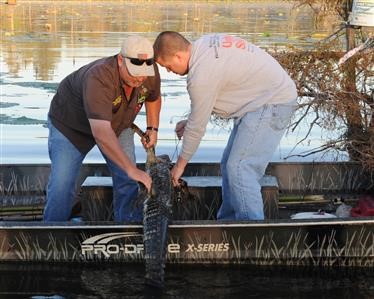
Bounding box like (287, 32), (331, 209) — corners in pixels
(217, 101), (296, 221)
(44, 120), (141, 222)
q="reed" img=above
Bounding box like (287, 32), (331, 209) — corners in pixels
(0, 235), (10, 260)
(0, 171), (44, 196)
(14, 233), (33, 260)
(172, 190), (220, 220)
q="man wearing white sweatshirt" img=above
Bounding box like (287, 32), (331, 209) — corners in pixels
(154, 31), (297, 221)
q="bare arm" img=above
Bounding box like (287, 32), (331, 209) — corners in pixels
(170, 156), (188, 186)
(89, 118), (152, 191)
(142, 95), (161, 148)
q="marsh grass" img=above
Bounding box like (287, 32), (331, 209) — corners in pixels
(248, 228), (374, 267)
(14, 233), (34, 260)
(1, 218), (373, 266)
(166, 226), (373, 267)
(0, 171), (45, 196)
(172, 228), (374, 267)
(0, 171), (46, 218)
(171, 189), (221, 220)
(0, 235), (11, 260)
(284, 164), (374, 195)
(76, 187), (113, 221)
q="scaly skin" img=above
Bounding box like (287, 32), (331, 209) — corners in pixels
(132, 124), (172, 289)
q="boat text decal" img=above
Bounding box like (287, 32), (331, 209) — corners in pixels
(81, 232), (230, 258)
(81, 232), (144, 258)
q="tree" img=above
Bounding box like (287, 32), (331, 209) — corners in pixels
(276, 0), (373, 167)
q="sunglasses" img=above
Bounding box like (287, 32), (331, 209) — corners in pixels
(125, 56), (154, 66)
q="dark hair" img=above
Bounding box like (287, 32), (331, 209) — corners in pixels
(153, 31), (190, 60)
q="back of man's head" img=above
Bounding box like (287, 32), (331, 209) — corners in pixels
(153, 31), (190, 60)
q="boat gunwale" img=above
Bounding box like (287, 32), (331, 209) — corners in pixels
(0, 217), (373, 229)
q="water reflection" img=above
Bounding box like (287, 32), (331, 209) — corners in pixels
(0, 263), (373, 298)
(0, 1), (342, 163)
(1, 1), (335, 80)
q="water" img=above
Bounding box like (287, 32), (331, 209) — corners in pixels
(0, 1), (366, 298)
(0, 0), (346, 164)
(0, 264), (373, 299)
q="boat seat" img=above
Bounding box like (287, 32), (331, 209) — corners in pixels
(80, 175), (279, 220)
(180, 175), (279, 220)
(180, 175), (278, 189)
(81, 175), (278, 188)
(81, 176), (114, 188)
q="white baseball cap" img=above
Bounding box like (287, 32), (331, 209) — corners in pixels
(121, 36), (155, 77)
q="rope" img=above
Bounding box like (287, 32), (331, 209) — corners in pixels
(171, 133), (181, 161)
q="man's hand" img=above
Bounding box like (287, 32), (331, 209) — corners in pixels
(89, 119), (153, 192)
(127, 166), (152, 192)
(175, 119), (188, 140)
(170, 165), (184, 187)
(170, 156), (188, 187)
(141, 130), (157, 149)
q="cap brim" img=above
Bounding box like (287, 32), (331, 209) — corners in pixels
(125, 58), (155, 77)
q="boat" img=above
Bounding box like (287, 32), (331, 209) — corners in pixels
(0, 161), (373, 267)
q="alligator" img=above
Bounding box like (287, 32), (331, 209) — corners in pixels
(131, 124), (173, 289)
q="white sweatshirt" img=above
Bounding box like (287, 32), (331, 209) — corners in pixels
(181, 34), (297, 161)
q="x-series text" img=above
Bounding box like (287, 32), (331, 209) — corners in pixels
(80, 232), (229, 257)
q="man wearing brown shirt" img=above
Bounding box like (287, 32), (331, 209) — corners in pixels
(44, 36), (161, 222)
